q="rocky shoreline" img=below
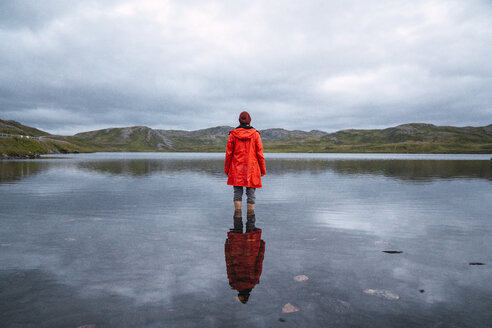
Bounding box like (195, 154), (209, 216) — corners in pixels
(1, 153), (41, 160)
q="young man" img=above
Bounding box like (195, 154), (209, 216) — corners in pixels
(224, 111), (266, 231)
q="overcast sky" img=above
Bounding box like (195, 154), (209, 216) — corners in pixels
(1, 0), (491, 135)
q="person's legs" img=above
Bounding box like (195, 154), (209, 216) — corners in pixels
(245, 187), (256, 232)
(232, 186), (244, 232)
(233, 186), (243, 212)
(234, 186), (257, 214)
(245, 187), (256, 214)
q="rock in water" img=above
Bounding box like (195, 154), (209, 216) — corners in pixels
(294, 275), (309, 282)
(363, 289), (399, 300)
(282, 303), (299, 313)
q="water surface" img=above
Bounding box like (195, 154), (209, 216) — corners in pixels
(1, 153), (491, 327)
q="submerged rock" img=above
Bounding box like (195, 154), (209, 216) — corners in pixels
(364, 289), (399, 300)
(293, 275), (309, 282)
(282, 303), (299, 313)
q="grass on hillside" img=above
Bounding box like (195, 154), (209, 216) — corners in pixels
(0, 136), (95, 157)
(0, 119), (50, 137)
(0, 137), (48, 156)
(3, 123), (492, 156)
(263, 140), (492, 153)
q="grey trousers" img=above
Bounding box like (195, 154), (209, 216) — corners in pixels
(233, 186), (256, 204)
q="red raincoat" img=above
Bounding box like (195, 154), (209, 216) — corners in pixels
(225, 128), (266, 188)
(224, 229), (265, 291)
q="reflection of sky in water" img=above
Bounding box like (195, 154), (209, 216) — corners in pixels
(1, 153), (492, 326)
(1, 167), (230, 304)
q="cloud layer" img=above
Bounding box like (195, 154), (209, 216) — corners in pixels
(1, 0), (491, 134)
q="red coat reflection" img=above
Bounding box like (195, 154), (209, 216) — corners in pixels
(224, 229), (265, 303)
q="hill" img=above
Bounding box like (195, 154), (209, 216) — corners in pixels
(71, 126), (233, 152)
(70, 125), (333, 152)
(68, 122), (492, 153)
(0, 119), (50, 137)
(0, 119), (92, 158)
(1, 119), (492, 157)
(319, 123), (492, 153)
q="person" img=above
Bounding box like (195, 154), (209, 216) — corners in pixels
(225, 111), (266, 230)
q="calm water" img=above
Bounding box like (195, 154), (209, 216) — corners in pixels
(1, 153), (491, 328)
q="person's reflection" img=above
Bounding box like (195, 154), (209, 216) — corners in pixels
(224, 211), (266, 304)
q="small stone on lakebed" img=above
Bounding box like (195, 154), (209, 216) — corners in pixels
(282, 303), (299, 313)
(294, 275), (309, 282)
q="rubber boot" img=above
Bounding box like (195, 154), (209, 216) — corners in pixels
(231, 211), (243, 233)
(246, 213), (256, 232)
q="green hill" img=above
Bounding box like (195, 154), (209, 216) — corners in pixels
(1, 119), (492, 157)
(61, 122), (492, 153)
(0, 119), (92, 158)
(319, 123), (492, 153)
(0, 119), (50, 137)
(70, 126), (232, 152)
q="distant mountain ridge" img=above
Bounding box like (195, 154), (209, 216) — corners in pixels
(73, 125), (331, 149)
(1, 118), (492, 156)
(71, 122), (492, 152)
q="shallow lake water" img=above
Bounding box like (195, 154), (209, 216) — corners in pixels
(1, 153), (491, 328)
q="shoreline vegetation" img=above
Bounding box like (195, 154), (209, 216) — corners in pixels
(1, 118), (492, 159)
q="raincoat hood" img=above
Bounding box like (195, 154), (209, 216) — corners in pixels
(229, 128), (260, 141)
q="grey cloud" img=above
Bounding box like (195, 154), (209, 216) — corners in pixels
(0, 0), (71, 30)
(1, 0), (491, 135)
